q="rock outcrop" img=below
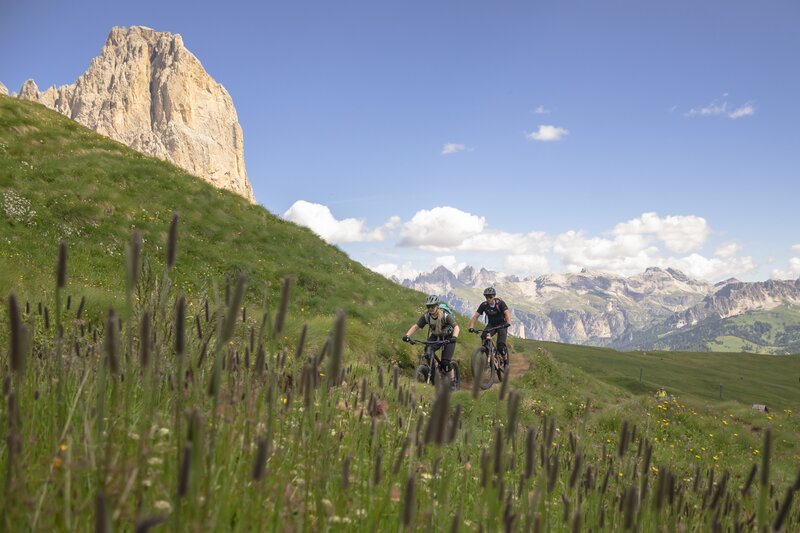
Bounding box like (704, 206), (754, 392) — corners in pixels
(17, 26), (255, 203)
(0, 82), (8, 96)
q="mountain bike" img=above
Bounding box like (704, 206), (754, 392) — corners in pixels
(470, 323), (510, 389)
(406, 338), (460, 390)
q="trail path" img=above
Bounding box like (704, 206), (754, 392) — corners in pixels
(458, 349), (531, 390)
(507, 351), (531, 380)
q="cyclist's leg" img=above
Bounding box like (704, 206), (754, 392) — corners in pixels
(496, 328), (509, 365)
(440, 340), (457, 390)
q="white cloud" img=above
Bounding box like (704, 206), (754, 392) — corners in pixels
(441, 143), (467, 155)
(526, 124), (569, 142)
(553, 230), (662, 276)
(613, 212), (709, 253)
(668, 254), (755, 281)
(368, 262), (421, 281)
(685, 99), (755, 119)
(458, 230), (551, 254)
(435, 255), (468, 273)
(533, 105), (552, 114)
(546, 213), (750, 280)
(283, 200), (398, 244)
(504, 254), (550, 276)
(771, 249), (800, 279)
(714, 242), (742, 258)
(399, 206), (486, 251)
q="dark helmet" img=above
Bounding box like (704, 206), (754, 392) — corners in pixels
(425, 294), (441, 307)
(483, 287), (496, 297)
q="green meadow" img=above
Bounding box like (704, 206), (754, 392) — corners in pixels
(2, 95), (799, 531)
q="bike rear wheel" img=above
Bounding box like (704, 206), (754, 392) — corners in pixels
(494, 356), (507, 384)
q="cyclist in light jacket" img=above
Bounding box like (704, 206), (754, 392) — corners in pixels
(403, 294), (460, 389)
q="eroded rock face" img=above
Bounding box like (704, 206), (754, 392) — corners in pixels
(0, 82), (8, 96)
(17, 26), (255, 203)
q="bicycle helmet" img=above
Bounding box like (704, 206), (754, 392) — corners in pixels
(424, 294), (440, 307)
(483, 287), (496, 297)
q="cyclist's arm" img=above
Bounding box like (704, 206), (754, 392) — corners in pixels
(452, 324), (460, 338)
(468, 312), (480, 329)
(405, 324), (420, 338)
(503, 308), (512, 325)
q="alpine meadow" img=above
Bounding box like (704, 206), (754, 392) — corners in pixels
(2, 92), (800, 533)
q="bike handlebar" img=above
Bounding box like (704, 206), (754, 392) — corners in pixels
(406, 338), (452, 347)
(470, 323), (510, 335)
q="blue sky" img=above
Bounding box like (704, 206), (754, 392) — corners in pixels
(3, 0), (799, 282)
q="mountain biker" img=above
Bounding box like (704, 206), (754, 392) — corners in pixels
(468, 287), (512, 366)
(403, 294), (460, 390)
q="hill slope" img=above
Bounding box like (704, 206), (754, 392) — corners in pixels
(0, 95), (424, 361)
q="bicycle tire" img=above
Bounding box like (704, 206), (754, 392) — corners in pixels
(494, 356), (507, 384)
(451, 361), (461, 390)
(415, 364), (433, 384)
(478, 348), (494, 389)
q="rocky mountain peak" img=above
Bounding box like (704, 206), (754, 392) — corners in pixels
(0, 81), (10, 96)
(16, 25), (256, 203)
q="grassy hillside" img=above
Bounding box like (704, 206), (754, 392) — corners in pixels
(533, 340), (800, 411)
(0, 94), (433, 365)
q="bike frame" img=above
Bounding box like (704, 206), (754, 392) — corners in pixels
(471, 323), (510, 387)
(408, 338), (452, 385)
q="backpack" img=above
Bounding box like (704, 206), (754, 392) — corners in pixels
(427, 302), (456, 335)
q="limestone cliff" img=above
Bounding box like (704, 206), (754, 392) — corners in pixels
(17, 26), (255, 203)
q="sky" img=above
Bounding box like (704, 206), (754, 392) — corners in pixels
(2, 0), (799, 283)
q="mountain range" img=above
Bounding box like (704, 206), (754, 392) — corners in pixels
(401, 266), (800, 354)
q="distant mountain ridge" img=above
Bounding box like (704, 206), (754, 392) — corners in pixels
(402, 266), (800, 354)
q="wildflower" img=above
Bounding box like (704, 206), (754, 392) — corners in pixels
(148, 457), (163, 466)
(59, 443), (68, 452)
(154, 500), (172, 513)
(695, 455), (701, 459)
(713, 456), (719, 462)
(53, 457), (63, 468)
(722, 420), (728, 426)
(158, 427), (170, 437)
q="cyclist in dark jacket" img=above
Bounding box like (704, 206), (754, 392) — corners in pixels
(468, 287), (512, 364)
(403, 294), (460, 388)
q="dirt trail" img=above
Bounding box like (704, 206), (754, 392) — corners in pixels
(458, 349), (531, 390)
(507, 350), (531, 380)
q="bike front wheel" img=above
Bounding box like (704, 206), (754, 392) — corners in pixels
(450, 361), (461, 390)
(478, 348), (494, 389)
(415, 364), (435, 384)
